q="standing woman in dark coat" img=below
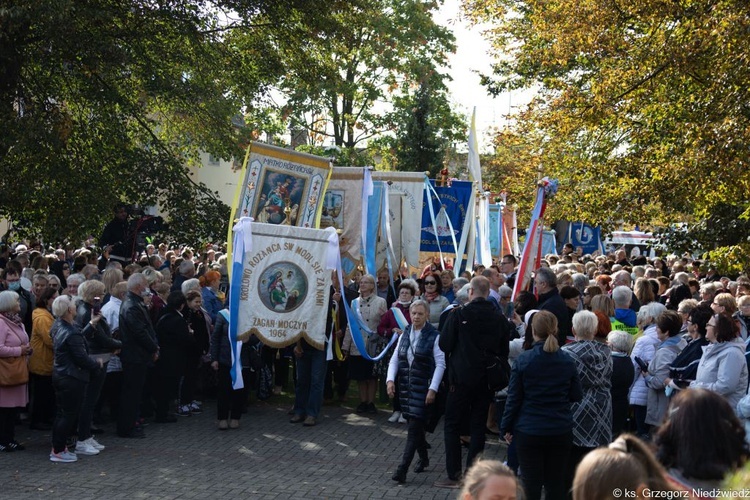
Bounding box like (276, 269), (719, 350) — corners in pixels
(386, 300), (445, 484)
(154, 291), (193, 423)
(210, 308), (254, 430)
(49, 295), (104, 462)
(178, 289), (210, 415)
(75, 280), (122, 455)
(500, 310), (582, 500)
(606, 330), (635, 437)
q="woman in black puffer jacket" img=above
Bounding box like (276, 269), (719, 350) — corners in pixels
(385, 300), (446, 484)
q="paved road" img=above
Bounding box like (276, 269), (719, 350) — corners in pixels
(2, 398), (508, 499)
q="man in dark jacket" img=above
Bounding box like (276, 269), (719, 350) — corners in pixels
(99, 203), (134, 264)
(435, 276), (510, 488)
(117, 273), (159, 438)
(535, 267), (572, 345)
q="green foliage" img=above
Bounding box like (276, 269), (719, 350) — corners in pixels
(294, 144), (373, 168)
(277, 0), (457, 149)
(0, 0), (343, 244)
(392, 80), (464, 177)
(464, 0), (750, 252)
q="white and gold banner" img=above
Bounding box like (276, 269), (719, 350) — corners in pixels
(234, 223), (336, 349)
(323, 166), (366, 279)
(234, 142), (332, 228)
(371, 171), (425, 268)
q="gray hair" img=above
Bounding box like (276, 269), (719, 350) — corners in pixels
(178, 259), (195, 276)
(607, 330), (634, 354)
(572, 310), (598, 340)
(52, 294), (74, 318)
(0, 290), (19, 313)
(612, 269), (631, 286)
(637, 301), (667, 326)
(181, 278), (200, 295)
(67, 273), (85, 286)
(572, 273), (589, 294)
(535, 267), (557, 287)
(127, 272), (148, 291)
(673, 272), (690, 286)
(409, 299), (429, 314)
(498, 285), (512, 299)
(677, 298), (699, 315)
(612, 286), (632, 308)
(142, 267), (162, 286)
(452, 277), (469, 289)
(455, 284), (472, 305)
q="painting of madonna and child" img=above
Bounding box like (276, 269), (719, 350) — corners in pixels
(254, 171), (307, 226)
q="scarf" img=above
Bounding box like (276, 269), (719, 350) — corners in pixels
(423, 290), (439, 302)
(1, 312), (23, 326)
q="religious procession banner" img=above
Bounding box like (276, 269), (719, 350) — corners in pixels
(489, 203), (502, 258)
(230, 221), (337, 350)
(568, 221), (605, 255)
(420, 180), (473, 264)
(323, 166), (367, 279)
(371, 170), (425, 268)
(232, 141), (332, 228)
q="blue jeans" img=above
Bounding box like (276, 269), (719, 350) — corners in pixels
(293, 347), (327, 419)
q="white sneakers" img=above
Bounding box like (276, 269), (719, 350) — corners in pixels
(74, 440), (100, 456)
(397, 415), (407, 424)
(80, 437), (105, 451)
(388, 411), (402, 423)
(53, 438), (105, 461)
(50, 449), (78, 463)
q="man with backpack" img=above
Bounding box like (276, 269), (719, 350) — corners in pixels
(434, 276), (511, 488)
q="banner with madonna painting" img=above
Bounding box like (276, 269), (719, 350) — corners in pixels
(232, 142), (332, 229)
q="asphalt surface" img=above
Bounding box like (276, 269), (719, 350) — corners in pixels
(1, 396), (508, 499)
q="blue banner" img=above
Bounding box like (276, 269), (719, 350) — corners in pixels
(364, 181), (384, 275)
(541, 230), (558, 256)
(420, 180), (473, 254)
(568, 221), (604, 255)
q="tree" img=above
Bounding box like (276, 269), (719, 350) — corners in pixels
(277, 0), (456, 150)
(391, 79), (465, 177)
(0, 0), (345, 244)
(464, 0), (750, 253)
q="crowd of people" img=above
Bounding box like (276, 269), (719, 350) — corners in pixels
(1, 237), (750, 498)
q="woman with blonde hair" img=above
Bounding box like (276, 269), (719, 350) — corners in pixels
(589, 294), (615, 318)
(459, 459), (524, 499)
(500, 310), (582, 500)
(573, 434), (680, 500)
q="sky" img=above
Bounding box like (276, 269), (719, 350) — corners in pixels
(434, 0), (531, 153)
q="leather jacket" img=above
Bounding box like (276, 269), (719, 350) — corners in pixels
(119, 292), (159, 364)
(51, 318), (100, 382)
(76, 302), (122, 355)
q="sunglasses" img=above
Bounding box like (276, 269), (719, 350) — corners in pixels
(424, 281), (437, 285)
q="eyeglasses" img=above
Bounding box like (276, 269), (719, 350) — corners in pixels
(62, 266), (69, 270)
(424, 281), (436, 285)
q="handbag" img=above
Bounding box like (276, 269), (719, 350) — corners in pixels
(0, 356), (29, 387)
(484, 352), (510, 392)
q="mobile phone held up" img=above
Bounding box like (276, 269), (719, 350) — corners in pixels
(93, 296), (101, 316)
(634, 356), (649, 372)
